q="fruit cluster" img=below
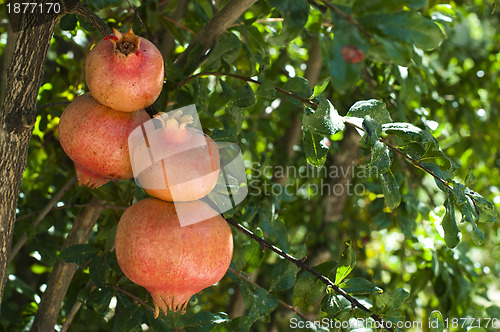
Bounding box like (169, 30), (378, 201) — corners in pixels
(58, 29), (233, 318)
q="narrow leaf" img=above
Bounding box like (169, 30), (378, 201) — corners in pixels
(369, 141), (392, 174)
(335, 240), (355, 285)
(442, 198), (460, 248)
(380, 170), (401, 209)
(429, 310), (445, 332)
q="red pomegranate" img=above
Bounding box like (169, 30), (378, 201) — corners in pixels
(85, 28), (164, 112)
(58, 93), (149, 188)
(132, 110), (220, 201)
(114, 198), (233, 317)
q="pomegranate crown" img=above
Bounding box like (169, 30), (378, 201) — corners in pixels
(105, 28), (141, 56)
(153, 111), (194, 143)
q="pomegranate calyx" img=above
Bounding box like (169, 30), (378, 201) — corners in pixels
(111, 28), (142, 56)
(150, 289), (190, 318)
(153, 110), (193, 142)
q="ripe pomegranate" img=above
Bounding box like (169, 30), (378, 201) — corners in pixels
(114, 198), (233, 317)
(132, 110), (220, 201)
(85, 28), (164, 112)
(58, 93), (149, 188)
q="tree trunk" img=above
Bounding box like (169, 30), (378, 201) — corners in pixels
(0, 13), (61, 311)
(31, 198), (104, 332)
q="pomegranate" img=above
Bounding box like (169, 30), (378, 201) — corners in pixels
(132, 110), (220, 202)
(85, 28), (164, 112)
(114, 198), (233, 317)
(58, 93), (149, 188)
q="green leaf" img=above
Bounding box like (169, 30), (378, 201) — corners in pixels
(111, 298), (142, 332)
(353, 0), (427, 14)
(283, 77), (313, 103)
(368, 35), (412, 65)
(59, 244), (99, 265)
(228, 84), (256, 109)
(86, 287), (114, 314)
(182, 44), (204, 76)
(465, 170), (476, 186)
(340, 277), (383, 295)
(204, 33), (242, 71)
(241, 229), (265, 273)
(210, 129), (238, 143)
(60, 14), (77, 31)
(442, 197), (460, 248)
(269, 259), (299, 292)
(320, 293), (351, 319)
(293, 271), (326, 308)
(335, 240), (355, 285)
(429, 310), (444, 332)
(471, 220), (484, 246)
(361, 117), (382, 148)
(360, 12), (446, 50)
(302, 98), (345, 136)
(369, 141), (392, 174)
(382, 122), (424, 141)
(256, 81), (278, 99)
(239, 280), (279, 320)
(387, 288), (410, 311)
(380, 170), (401, 209)
(90, 254), (109, 288)
(312, 78), (330, 98)
(466, 189), (497, 223)
(303, 128), (329, 167)
(219, 79), (234, 102)
(347, 100), (392, 124)
(374, 213), (393, 230)
(176, 311), (230, 331)
(268, 0), (310, 46)
(467, 328), (486, 332)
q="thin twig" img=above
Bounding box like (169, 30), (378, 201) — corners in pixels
(107, 284), (155, 313)
(60, 300), (82, 332)
(228, 267), (313, 322)
(37, 101), (71, 110)
(162, 15), (196, 35)
(225, 218), (394, 331)
(178, 72), (315, 106)
(9, 176), (77, 263)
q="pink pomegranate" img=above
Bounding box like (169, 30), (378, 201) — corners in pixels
(85, 28), (164, 112)
(58, 93), (149, 188)
(114, 198), (233, 317)
(133, 110), (220, 202)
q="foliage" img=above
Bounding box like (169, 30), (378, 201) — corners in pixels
(0, 0), (499, 331)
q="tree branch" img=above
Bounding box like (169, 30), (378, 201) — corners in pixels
(225, 218), (393, 331)
(174, 0), (257, 69)
(64, 2), (112, 35)
(31, 197), (105, 332)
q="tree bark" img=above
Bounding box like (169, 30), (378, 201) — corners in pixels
(0, 1), (110, 312)
(31, 197), (104, 332)
(0, 12), (61, 311)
